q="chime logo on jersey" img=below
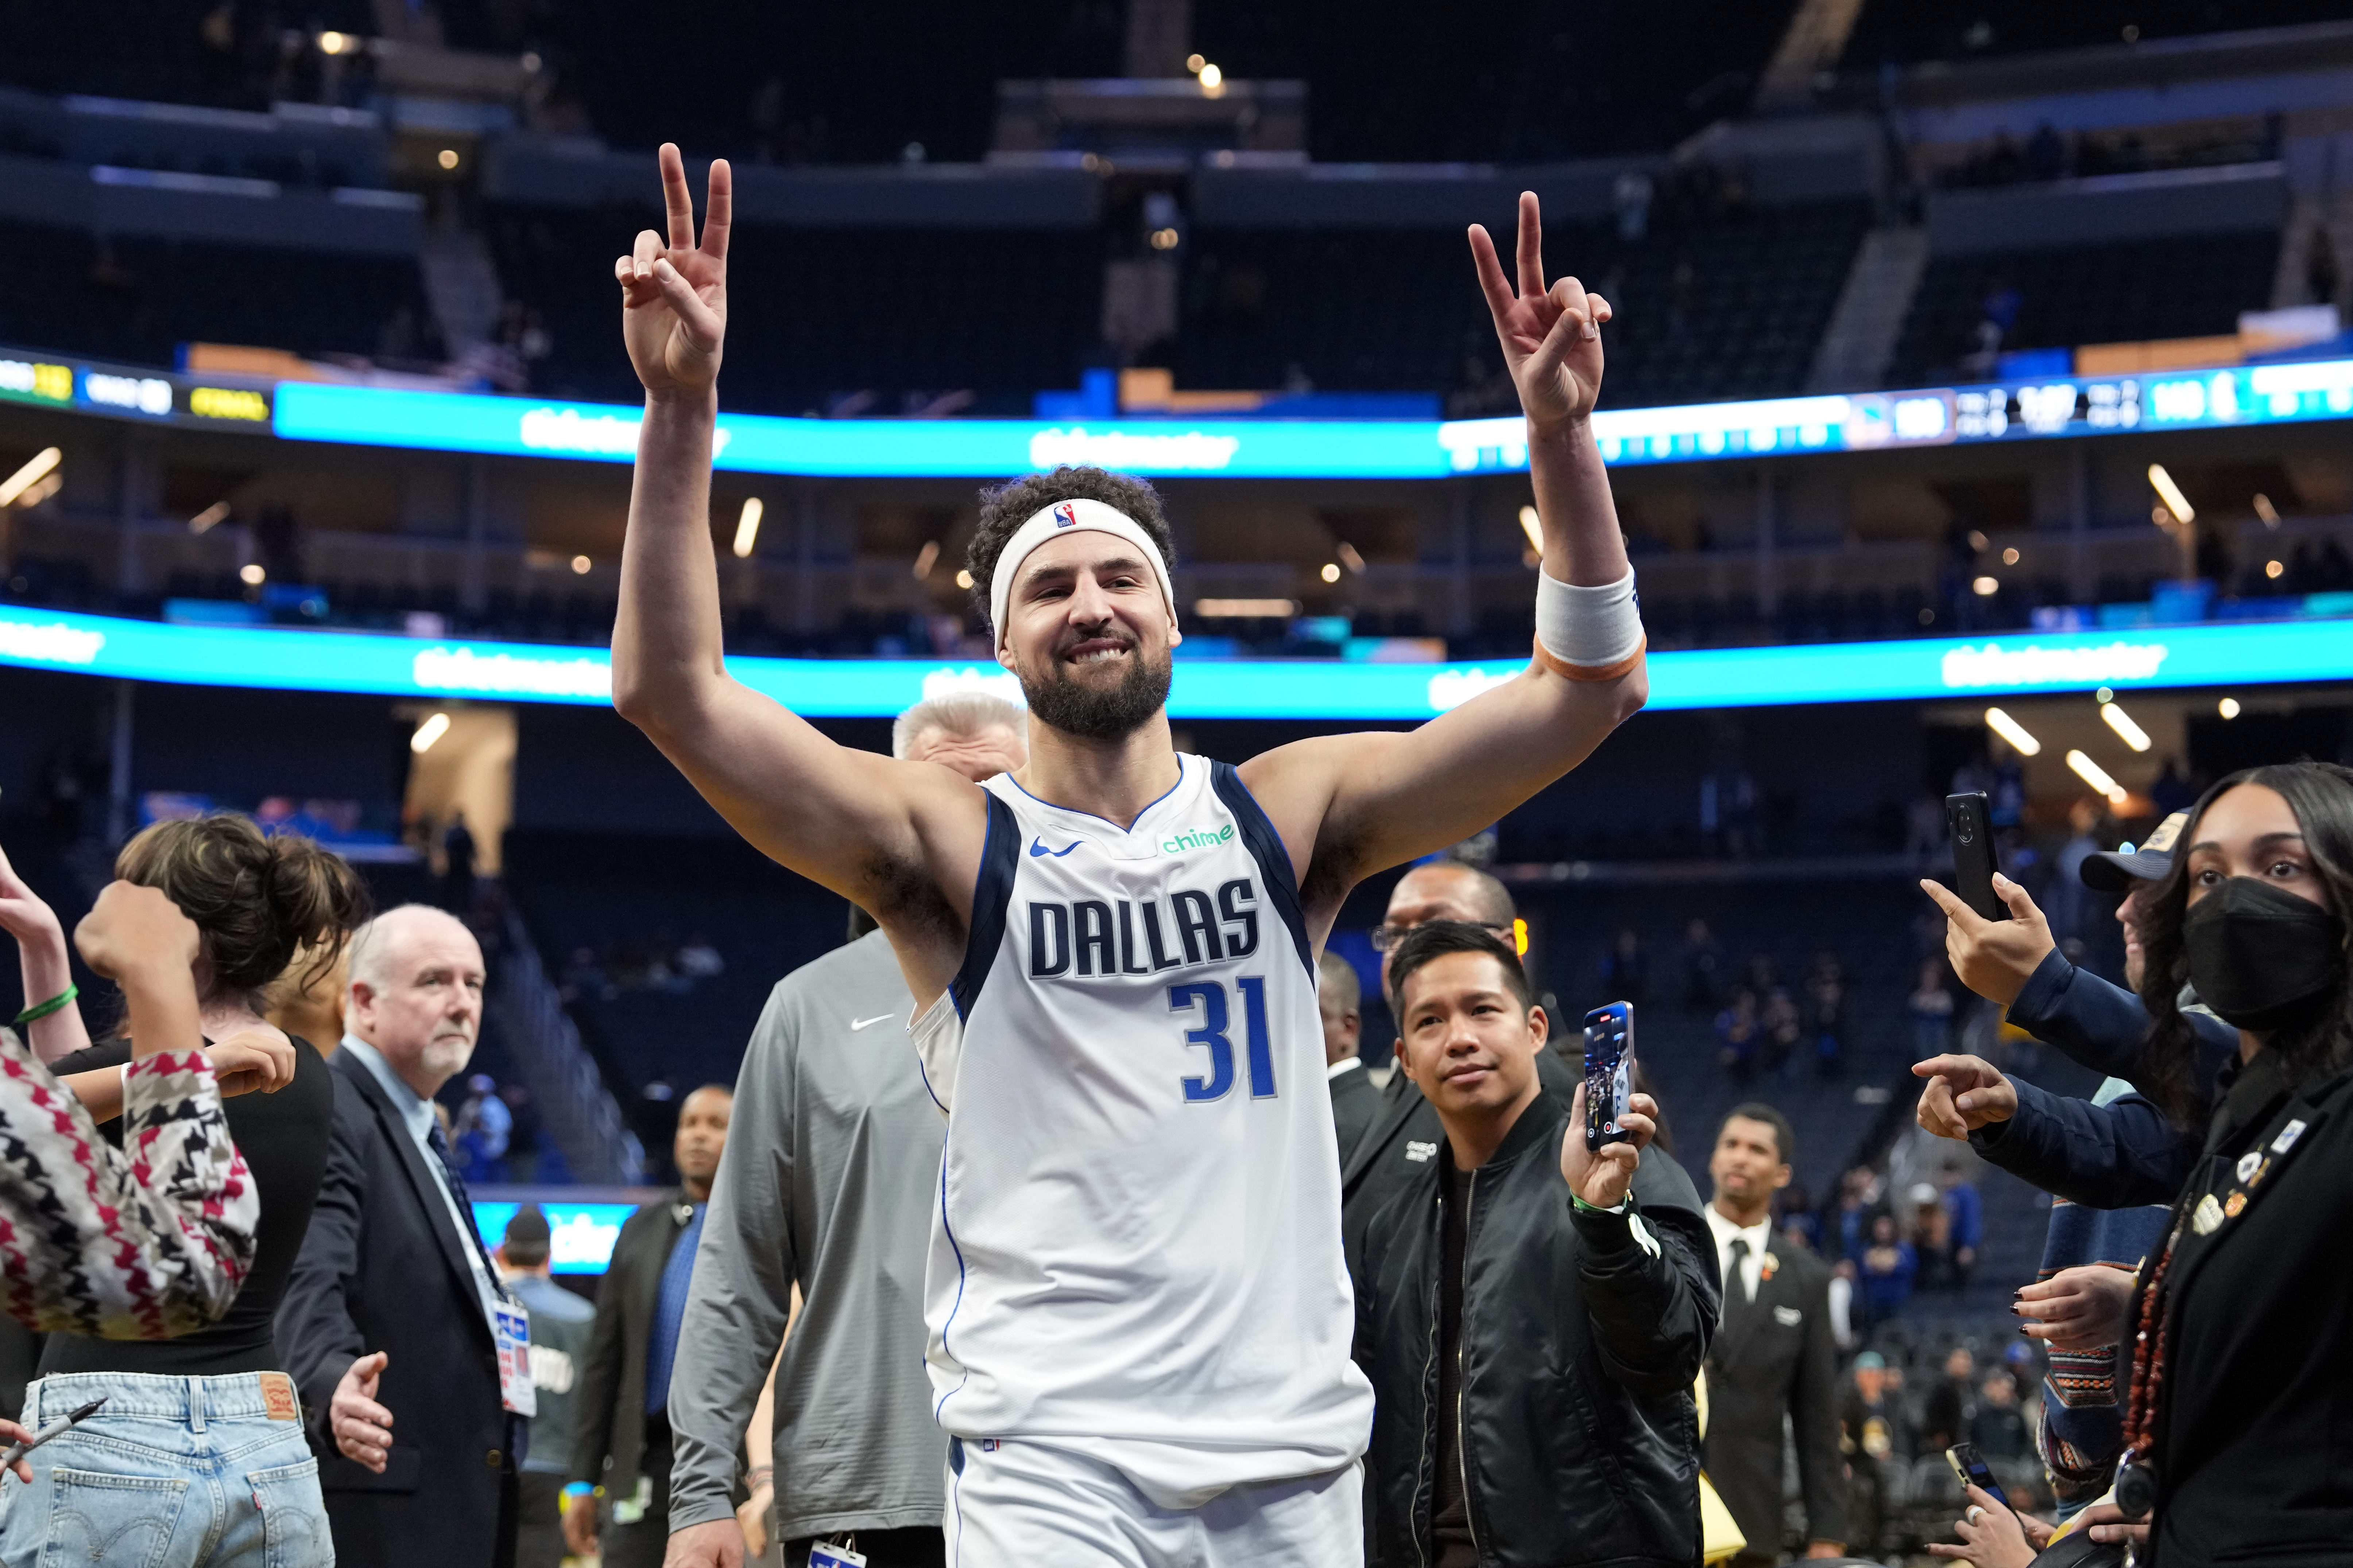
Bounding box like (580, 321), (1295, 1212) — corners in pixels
(1026, 877), (1260, 978)
(1053, 501), (1080, 527)
(1161, 823), (1235, 856)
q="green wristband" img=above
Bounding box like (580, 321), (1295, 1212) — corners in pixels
(1570, 1192), (1629, 1217)
(13, 985), (76, 1026)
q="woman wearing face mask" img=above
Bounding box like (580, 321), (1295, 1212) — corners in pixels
(2095, 761), (2353, 1561)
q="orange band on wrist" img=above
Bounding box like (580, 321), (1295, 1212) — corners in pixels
(1529, 633), (1645, 682)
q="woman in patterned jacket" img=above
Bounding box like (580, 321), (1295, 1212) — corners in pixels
(0, 878), (268, 1337)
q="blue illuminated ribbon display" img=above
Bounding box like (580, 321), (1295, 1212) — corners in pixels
(4, 605), (2346, 716)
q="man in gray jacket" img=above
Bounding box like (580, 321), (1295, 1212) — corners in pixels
(664, 693), (1027, 1568)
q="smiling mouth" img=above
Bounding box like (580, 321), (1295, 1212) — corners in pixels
(1063, 639), (1131, 665)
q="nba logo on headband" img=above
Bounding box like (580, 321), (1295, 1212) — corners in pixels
(1053, 502), (1079, 528)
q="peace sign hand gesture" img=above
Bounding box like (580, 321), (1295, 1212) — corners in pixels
(1468, 191), (1613, 432)
(616, 143), (731, 401)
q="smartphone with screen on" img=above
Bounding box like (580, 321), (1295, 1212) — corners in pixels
(1945, 791), (2010, 922)
(1581, 1002), (1636, 1153)
(1944, 1442), (2011, 1509)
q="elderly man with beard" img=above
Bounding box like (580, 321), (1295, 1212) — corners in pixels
(609, 148), (1645, 1564)
(279, 905), (525, 1568)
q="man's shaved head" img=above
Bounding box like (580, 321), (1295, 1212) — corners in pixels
(349, 904), (478, 993)
(1388, 862), (1515, 927)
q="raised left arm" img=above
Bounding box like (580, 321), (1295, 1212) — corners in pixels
(1240, 192), (1642, 914)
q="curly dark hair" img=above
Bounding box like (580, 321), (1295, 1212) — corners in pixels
(115, 812), (372, 1001)
(965, 466), (1175, 637)
(2137, 760), (2353, 1126)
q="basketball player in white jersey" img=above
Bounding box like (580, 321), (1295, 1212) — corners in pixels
(612, 144), (1643, 1568)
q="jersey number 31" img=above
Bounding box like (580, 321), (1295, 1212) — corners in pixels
(1169, 979), (1276, 1102)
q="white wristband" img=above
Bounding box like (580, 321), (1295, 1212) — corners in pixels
(1533, 568), (1643, 678)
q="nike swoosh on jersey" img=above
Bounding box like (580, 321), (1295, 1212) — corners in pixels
(1028, 837), (1081, 858)
(850, 1014), (900, 1030)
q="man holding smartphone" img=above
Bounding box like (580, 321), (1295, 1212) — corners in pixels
(1352, 921), (1715, 1567)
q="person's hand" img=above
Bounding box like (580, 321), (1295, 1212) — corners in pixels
(1468, 191), (1613, 432)
(73, 882), (200, 981)
(2075, 1498), (2152, 1548)
(2015, 1263), (2136, 1350)
(1925, 1484), (2036, 1568)
(1561, 1083), (1655, 1210)
(735, 1480), (773, 1556)
(1913, 1053), (2017, 1140)
(331, 1351), (394, 1473)
(0, 1417), (34, 1483)
(0, 840), (65, 950)
(617, 143), (730, 402)
(204, 1027), (298, 1096)
(563, 1489), (600, 1557)
(1920, 875), (2056, 1005)
(663, 1516), (747, 1568)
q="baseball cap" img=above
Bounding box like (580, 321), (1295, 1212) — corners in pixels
(1854, 1351), (1887, 1371)
(503, 1204), (552, 1251)
(2080, 810), (2190, 893)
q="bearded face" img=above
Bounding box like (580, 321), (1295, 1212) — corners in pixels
(1018, 621), (1173, 742)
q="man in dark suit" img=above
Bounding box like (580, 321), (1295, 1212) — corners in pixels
(1699, 1103), (1847, 1565)
(1343, 862), (1577, 1263)
(1319, 950), (1378, 1161)
(564, 1083), (735, 1568)
(280, 904), (523, 1568)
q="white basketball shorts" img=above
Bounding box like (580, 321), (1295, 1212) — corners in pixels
(943, 1437), (1362, 1568)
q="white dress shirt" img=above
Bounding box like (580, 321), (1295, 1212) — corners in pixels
(1704, 1202), (1773, 1305)
(1326, 1055), (1365, 1083)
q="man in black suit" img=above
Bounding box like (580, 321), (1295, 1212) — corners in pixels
(564, 1083), (735, 1568)
(280, 904), (524, 1568)
(1343, 862), (1577, 1263)
(1699, 1104), (1847, 1565)
(1319, 950), (1378, 1161)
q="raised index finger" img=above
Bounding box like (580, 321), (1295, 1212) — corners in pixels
(700, 157), (733, 262)
(659, 142), (696, 253)
(1514, 190), (1545, 300)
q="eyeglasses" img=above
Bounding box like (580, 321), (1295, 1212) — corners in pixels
(1369, 920), (1514, 952)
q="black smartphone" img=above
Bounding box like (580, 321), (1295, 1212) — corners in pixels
(1944, 1442), (2011, 1509)
(1581, 1002), (1635, 1152)
(1945, 791), (2009, 922)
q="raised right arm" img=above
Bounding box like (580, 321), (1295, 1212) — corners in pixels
(607, 147), (981, 993)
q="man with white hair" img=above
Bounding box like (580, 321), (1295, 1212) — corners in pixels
(664, 694), (1025, 1568)
(279, 904), (524, 1568)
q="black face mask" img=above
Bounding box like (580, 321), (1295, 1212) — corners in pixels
(2182, 876), (2344, 1031)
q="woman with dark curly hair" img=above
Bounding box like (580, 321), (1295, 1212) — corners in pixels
(3, 813), (369, 1568)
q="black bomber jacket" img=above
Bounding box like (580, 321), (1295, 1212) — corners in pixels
(1353, 1090), (1720, 1568)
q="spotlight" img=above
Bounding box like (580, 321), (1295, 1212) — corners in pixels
(2066, 749), (2128, 806)
(732, 497), (763, 559)
(913, 540), (941, 580)
(955, 568), (974, 590)
(1198, 63), (1223, 91)
(1186, 53), (1205, 72)
(2101, 702), (2152, 752)
(1518, 505), (1544, 554)
(2218, 696), (2241, 719)
(1983, 707), (2041, 756)
(437, 148), (460, 171)
(318, 30), (349, 54)
(570, 554), (591, 574)
(1972, 575), (1999, 597)
(0, 447), (61, 507)
(2148, 463), (2194, 525)
(2254, 493), (2280, 526)
(239, 563), (266, 585)
(1320, 563), (1341, 583)
(2001, 547), (2020, 565)
(410, 712), (452, 754)
(2267, 559), (2285, 580)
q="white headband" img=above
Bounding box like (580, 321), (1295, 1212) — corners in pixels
(988, 497), (1178, 651)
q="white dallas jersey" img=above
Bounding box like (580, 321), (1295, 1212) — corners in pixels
(909, 754), (1373, 1498)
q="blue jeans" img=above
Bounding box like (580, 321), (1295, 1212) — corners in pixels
(0, 1372), (332, 1568)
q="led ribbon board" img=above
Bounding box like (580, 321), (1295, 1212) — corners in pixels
(9, 344), (2350, 477)
(255, 358), (2353, 478)
(4, 605), (2347, 716)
